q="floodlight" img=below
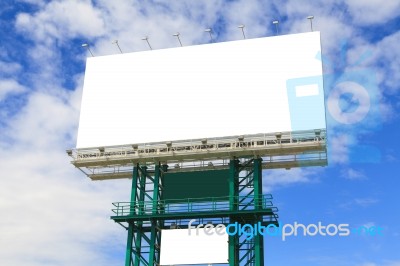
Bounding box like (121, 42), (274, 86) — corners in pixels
(99, 147), (105, 153)
(201, 138), (208, 145)
(166, 141), (172, 148)
(205, 28), (213, 42)
(275, 132), (282, 140)
(173, 32), (183, 47)
(307, 15), (314, 31)
(141, 36), (152, 50)
(272, 20), (279, 35)
(238, 25), (246, 39)
(238, 135), (244, 142)
(112, 40), (123, 53)
(66, 149), (72, 156)
(81, 43), (94, 57)
(132, 144), (138, 150)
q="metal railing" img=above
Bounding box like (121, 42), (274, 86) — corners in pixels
(111, 194), (277, 217)
(69, 129), (326, 162)
(68, 129), (327, 179)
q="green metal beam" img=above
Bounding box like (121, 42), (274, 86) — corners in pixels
(117, 159), (277, 266)
(125, 223), (134, 266)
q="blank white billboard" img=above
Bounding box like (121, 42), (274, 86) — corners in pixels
(160, 228), (228, 265)
(77, 32), (325, 148)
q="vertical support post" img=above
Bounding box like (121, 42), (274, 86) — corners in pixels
(149, 163), (161, 265)
(229, 159), (239, 265)
(125, 165), (139, 266)
(134, 166), (147, 266)
(152, 163), (160, 214)
(125, 224), (134, 266)
(253, 158), (262, 210)
(229, 159), (239, 211)
(130, 165), (139, 213)
(253, 158), (264, 266)
(149, 220), (157, 266)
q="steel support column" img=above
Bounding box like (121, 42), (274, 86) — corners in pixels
(228, 157), (266, 266)
(124, 164), (164, 266)
(253, 158), (264, 266)
(229, 159), (239, 265)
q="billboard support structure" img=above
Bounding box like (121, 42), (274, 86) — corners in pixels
(68, 129), (327, 265)
(112, 158), (279, 266)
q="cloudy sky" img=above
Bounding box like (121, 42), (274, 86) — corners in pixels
(0, 0), (399, 265)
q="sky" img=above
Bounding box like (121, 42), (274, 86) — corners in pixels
(0, 0), (399, 265)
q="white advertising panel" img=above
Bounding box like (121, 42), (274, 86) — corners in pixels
(160, 228), (228, 265)
(77, 32), (325, 148)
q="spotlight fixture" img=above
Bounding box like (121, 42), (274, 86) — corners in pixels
(81, 43), (94, 57)
(66, 149), (72, 156)
(112, 40), (123, 53)
(99, 147), (105, 153)
(141, 36), (152, 50)
(272, 20), (279, 35)
(173, 32), (183, 47)
(238, 25), (246, 39)
(307, 15), (314, 31)
(204, 28), (213, 42)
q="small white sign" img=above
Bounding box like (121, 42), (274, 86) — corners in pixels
(160, 228), (228, 265)
(295, 84), (320, 97)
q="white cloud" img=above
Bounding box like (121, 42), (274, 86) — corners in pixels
(329, 134), (350, 164)
(263, 167), (321, 192)
(360, 261), (400, 266)
(0, 61), (22, 75)
(0, 82), (131, 265)
(340, 197), (379, 209)
(16, 0), (105, 42)
(346, 0), (400, 25)
(354, 198), (379, 207)
(340, 168), (366, 180)
(0, 79), (26, 101)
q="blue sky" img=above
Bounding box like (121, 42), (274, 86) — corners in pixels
(0, 0), (399, 265)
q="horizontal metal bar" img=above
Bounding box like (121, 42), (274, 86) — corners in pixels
(68, 129), (327, 180)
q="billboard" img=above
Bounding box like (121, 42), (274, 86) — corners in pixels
(160, 228), (228, 265)
(76, 32), (325, 148)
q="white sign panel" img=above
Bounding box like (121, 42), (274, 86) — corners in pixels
(77, 32), (325, 148)
(160, 228), (228, 265)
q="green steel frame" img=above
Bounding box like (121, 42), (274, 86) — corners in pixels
(113, 158), (278, 266)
